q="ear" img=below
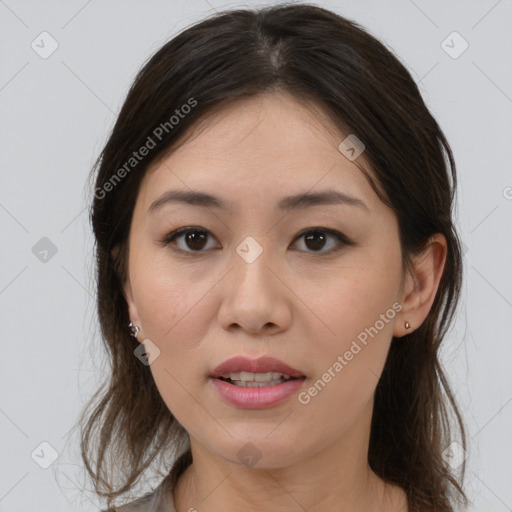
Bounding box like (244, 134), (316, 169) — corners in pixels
(393, 233), (447, 338)
(111, 245), (143, 342)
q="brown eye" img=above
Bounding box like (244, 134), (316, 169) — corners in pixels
(162, 227), (220, 252)
(181, 229), (208, 251)
(304, 231), (328, 251)
(291, 228), (351, 254)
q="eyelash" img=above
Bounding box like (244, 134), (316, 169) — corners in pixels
(159, 226), (354, 256)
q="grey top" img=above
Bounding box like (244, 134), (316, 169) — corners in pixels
(104, 478), (176, 512)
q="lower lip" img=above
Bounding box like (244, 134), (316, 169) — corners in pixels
(210, 377), (306, 409)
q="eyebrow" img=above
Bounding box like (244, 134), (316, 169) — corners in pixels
(148, 189), (369, 215)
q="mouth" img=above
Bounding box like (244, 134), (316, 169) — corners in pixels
(209, 357), (307, 409)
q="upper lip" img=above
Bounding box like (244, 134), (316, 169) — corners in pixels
(210, 356), (305, 378)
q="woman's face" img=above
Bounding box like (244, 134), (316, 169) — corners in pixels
(123, 92), (408, 469)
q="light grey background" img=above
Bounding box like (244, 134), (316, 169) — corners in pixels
(1, 0), (511, 510)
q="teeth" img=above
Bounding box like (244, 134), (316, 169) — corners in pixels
(221, 371), (292, 383)
(231, 380), (283, 387)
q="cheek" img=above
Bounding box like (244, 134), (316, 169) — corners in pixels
(130, 248), (212, 345)
(302, 259), (401, 406)
(314, 261), (400, 343)
(130, 265), (213, 425)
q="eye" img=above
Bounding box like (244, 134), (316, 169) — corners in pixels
(160, 226), (219, 253)
(290, 228), (353, 254)
(160, 226), (353, 255)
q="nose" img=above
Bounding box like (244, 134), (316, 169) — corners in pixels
(217, 239), (292, 335)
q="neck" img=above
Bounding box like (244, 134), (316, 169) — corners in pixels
(172, 401), (407, 512)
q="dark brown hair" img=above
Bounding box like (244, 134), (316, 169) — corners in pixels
(80, 3), (468, 510)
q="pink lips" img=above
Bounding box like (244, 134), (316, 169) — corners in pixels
(209, 356), (306, 409)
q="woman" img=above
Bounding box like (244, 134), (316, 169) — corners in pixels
(80, 3), (469, 511)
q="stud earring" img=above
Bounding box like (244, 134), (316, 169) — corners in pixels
(128, 322), (140, 338)
(404, 321), (410, 330)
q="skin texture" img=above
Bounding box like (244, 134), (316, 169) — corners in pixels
(121, 92), (447, 512)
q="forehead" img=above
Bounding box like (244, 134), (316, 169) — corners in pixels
(137, 92), (379, 213)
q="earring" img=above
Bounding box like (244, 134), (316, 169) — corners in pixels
(404, 321), (410, 330)
(128, 322), (140, 338)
